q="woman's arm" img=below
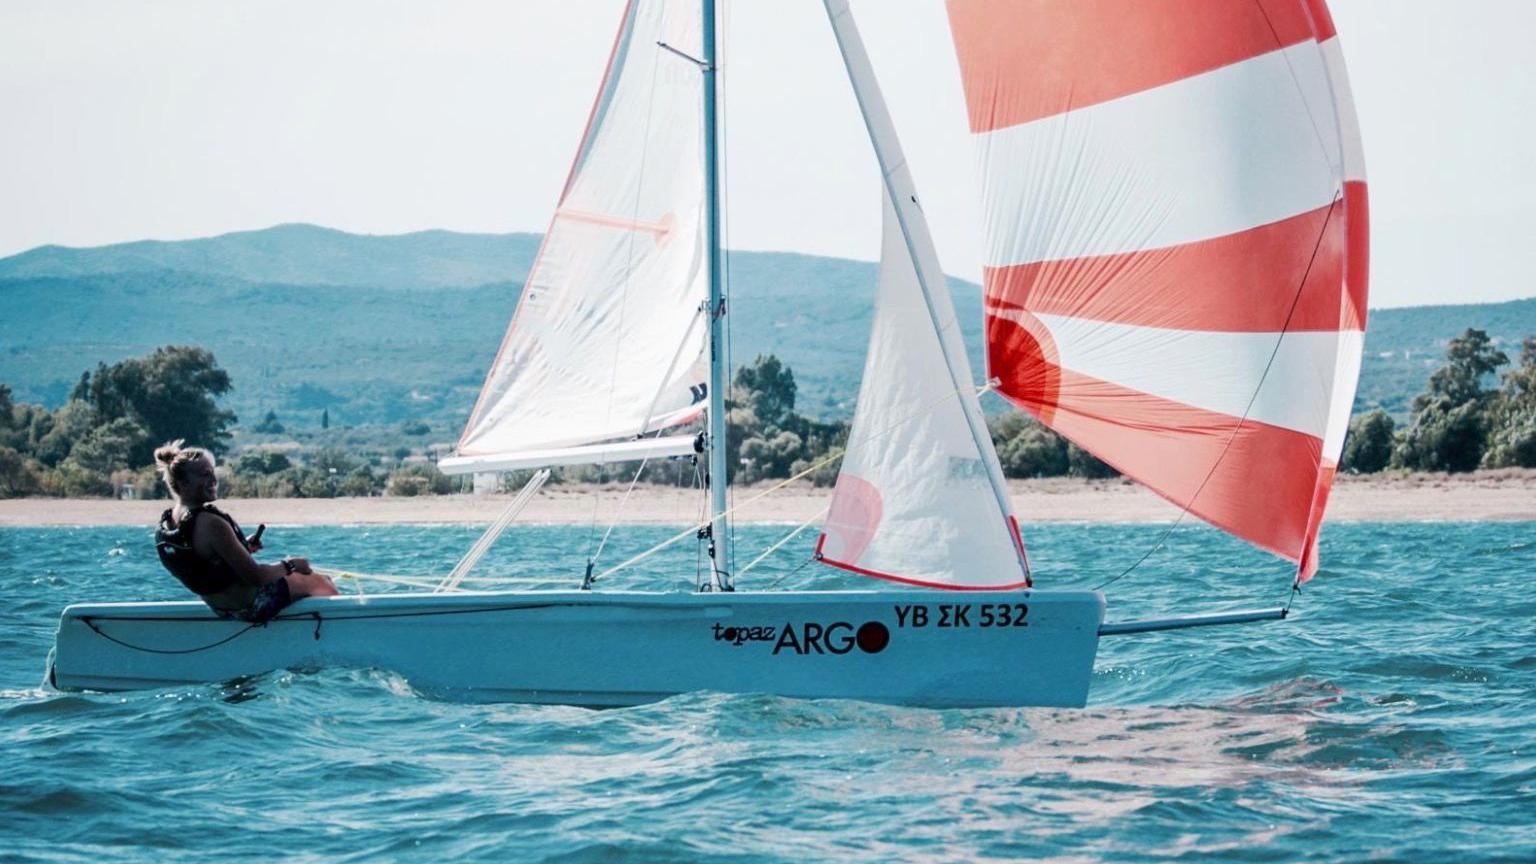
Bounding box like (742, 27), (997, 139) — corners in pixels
(196, 514), (291, 586)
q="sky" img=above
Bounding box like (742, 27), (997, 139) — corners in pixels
(0, 0), (1532, 309)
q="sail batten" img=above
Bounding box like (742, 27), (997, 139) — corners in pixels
(948, 0), (1368, 581)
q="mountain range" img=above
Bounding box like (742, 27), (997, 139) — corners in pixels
(3, 224), (1533, 434)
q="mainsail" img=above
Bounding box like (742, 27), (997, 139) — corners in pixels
(817, 0), (1028, 589)
(453, 0), (709, 467)
(947, 0), (1369, 580)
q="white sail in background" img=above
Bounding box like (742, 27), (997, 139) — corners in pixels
(457, 0), (708, 461)
(817, 0), (1027, 589)
(818, 194), (1028, 588)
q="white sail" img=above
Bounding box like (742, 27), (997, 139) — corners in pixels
(457, 0), (708, 461)
(817, 0), (1028, 589)
(817, 194), (1028, 588)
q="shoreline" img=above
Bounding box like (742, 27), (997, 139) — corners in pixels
(2, 470), (1534, 527)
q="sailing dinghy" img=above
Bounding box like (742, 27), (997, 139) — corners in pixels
(49, 0), (1366, 708)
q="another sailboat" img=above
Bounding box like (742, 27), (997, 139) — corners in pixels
(48, 0), (1366, 708)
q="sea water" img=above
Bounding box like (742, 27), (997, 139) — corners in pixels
(1, 520), (1533, 862)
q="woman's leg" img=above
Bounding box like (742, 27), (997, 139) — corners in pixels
(287, 570), (339, 598)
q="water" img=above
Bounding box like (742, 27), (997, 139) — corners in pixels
(2, 520), (1534, 862)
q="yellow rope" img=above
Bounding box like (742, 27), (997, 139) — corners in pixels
(313, 568), (448, 592)
(737, 505), (830, 579)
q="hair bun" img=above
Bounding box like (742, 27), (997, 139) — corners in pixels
(154, 439), (186, 465)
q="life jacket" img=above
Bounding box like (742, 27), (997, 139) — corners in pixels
(155, 503), (249, 596)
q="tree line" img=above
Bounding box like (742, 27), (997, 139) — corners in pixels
(1340, 329), (1536, 473)
(2, 333), (1534, 500)
(0, 346), (457, 499)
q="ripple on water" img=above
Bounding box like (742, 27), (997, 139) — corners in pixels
(1, 522), (1535, 862)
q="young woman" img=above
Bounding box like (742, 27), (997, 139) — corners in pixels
(153, 441), (336, 622)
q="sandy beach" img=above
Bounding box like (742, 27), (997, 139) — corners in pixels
(2, 470), (1533, 527)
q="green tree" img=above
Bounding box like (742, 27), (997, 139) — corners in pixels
(1066, 442), (1118, 479)
(2, 403), (51, 456)
(1414, 329), (1509, 411)
(86, 346), (236, 462)
(1483, 335), (1536, 468)
(65, 417), (150, 475)
(252, 410), (285, 434)
(997, 424), (1067, 477)
(321, 408), (330, 430)
(0, 447), (41, 497)
(0, 385), (11, 428)
(33, 400), (98, 467)
(733, 354), (797, 430)
(68, 371), (91, 402)
(386, 463), (453, 496)
(234, 451), (292, 475)
(1394, 329), (1509, 472)
(1341, 409), (1396, 474)
(988, 413), (1068, 478)
(40, 461), (112, 497)
(738, 430), (804, 481)
(339, 465), (378, 497)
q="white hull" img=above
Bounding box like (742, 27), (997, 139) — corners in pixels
(50, 589), (1105, 708)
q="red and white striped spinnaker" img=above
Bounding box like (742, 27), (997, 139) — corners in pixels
(946, 0), (1368, 581)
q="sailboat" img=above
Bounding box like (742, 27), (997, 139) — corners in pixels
(48, 0), (1367, 708)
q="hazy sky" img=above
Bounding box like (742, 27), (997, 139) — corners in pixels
(1, 1), (1532, 308)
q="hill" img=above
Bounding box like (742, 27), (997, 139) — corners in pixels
(0, 224), (542, 290)
(1, 225), (1531, 434)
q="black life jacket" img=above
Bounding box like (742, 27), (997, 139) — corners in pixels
(155, 503), (248, 596)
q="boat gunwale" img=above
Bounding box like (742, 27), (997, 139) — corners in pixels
(61, 588), (1108, 622)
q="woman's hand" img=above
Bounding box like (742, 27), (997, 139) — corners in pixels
(286, 557), (313, 575)
(246, 537), (264, 553)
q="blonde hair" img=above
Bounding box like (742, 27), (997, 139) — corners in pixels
(154, 439), (216, 498)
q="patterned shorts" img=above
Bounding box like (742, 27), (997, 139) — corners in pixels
(237, 578), (293, 624)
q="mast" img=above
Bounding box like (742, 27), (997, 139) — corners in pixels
(702, 0), (731, 590)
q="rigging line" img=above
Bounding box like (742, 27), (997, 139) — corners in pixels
(1282, 578), (1302, 616)
(591, 378), (988, 585)
(588, 454), (654, 569)
(1251, 0), (1339, 180)
(766, 553), (819, 591)
(315, 569), (454, 591)
(317, 568), (565, 591)
(593, 447), (845, 585)
(738, 505), (830, 579)
(83, 617), (257, 655)
(1092, 196), (1343, 593)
